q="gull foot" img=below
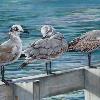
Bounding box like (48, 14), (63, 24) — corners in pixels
(89, 66), (97, 69)
(2, 79), (12, 85)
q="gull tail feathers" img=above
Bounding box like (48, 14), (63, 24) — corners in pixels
(68, 38), (81, 52)
(68, 43), (76, 52)
(20, 62), (28, 68)
(20, 58), (33, 69)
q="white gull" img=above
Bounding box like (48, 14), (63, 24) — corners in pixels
(21, 25), (68, 74)
(0, 24), (28, 84)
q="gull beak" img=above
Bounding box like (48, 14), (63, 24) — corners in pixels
(21, 25), (30, 34)
(23, 28), (30, 34)
(20, 27), (30, 38)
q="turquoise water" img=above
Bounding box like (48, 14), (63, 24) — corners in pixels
(42, 90), (84, 100)
(0, 0), (100, 99)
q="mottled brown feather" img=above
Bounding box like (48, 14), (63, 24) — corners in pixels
(0, 46), (13, 53)
(69, 39), (100, 52)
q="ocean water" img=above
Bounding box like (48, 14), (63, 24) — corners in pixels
(0, 0), (100, 99)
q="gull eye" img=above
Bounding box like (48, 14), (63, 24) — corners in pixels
(14, 27), (19, 31)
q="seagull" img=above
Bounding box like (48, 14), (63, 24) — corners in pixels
(21, 25), (68, 74)
(68, 30), (100, 68)
(0, 24), (29, 84)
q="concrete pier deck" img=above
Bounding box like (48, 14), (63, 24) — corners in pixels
(0, 67), (100, 100)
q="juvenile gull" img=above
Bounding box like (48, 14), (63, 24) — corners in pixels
(21, 25), (68, 74)
(0, 25), (28, 84)
(68, 30), (100, 67)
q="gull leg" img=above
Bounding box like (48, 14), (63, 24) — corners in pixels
(88, 53), (91, 68)
(88, 53), (96, 68)
(1, 66), (5, 82)
(1, 66), (12, 85)
(49, 61), (55, 75)
(49, 61), (52, 74)
(1, 66), (9, 85)
(46, 62), (49, 75)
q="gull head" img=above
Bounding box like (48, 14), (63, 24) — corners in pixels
(9, 24), (29, 35)
(41, 25), (56, 38)
(10, 25), (24, 33)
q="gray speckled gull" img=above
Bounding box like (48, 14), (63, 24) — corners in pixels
(21, 25), (68, 74)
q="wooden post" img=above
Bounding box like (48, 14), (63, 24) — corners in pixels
(33, 80), (40, 100)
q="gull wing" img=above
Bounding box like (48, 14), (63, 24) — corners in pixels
(0, 40), (14, 53)
(68, 30), (100, 52)
(23, 33), (68, 60)
(0, 40), (19, 64)
(0, 45), (13, 53)
(69, 40), (100, 52)
(72, 40), (100, 52)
